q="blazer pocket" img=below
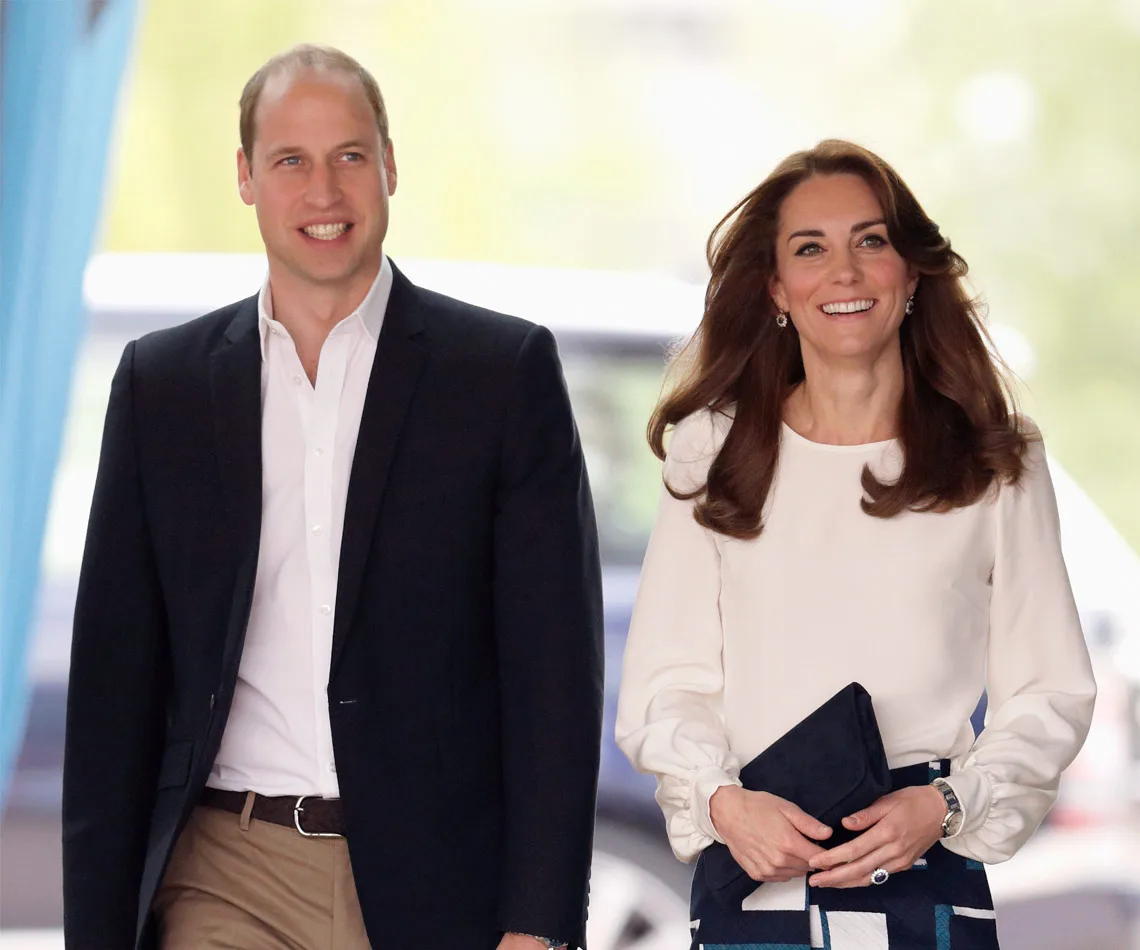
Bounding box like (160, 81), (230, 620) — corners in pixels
(156, 739), (194, 790)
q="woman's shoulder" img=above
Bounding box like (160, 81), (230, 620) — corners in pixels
(990, 413), (1050, 505)
(1007, 412), (1048, 468)
(668, 405), (734, 457)
(663, 406), (734, 490)
(1012, 412), (1043, 442)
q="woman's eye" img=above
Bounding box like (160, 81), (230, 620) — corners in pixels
(859, 233), (888, 248)
(794, 242), (823, 257)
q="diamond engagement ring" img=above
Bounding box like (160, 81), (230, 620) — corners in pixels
(870, 867), (890, 886)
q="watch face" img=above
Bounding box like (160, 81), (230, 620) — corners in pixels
(944, 810), (964, 836)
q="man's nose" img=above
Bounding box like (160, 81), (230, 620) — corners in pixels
(305, 163), (342, 207)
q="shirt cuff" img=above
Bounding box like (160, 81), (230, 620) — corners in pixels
(941, 765), (993, 837)
(690, 765), (743, 844)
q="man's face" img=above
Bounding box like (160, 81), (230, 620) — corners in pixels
(237, 69), (396, 294)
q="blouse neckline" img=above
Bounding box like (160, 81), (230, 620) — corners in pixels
(780, 421), (896, 454)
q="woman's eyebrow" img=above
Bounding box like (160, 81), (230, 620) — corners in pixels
(787, 219), (886, 243)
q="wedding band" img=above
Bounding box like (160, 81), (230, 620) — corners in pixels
(870, 867), (890, 886)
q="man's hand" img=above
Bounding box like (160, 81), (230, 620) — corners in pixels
(499, 933), (566, 950)
(807, 785), (946, 888)
(709, 785), (832, 883)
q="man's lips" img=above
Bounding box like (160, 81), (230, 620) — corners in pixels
(299, 222), (353, 241)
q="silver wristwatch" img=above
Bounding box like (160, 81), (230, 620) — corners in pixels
(931, 777), (964, 837)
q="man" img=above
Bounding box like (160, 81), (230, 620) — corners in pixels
(63, 45), (604, 950)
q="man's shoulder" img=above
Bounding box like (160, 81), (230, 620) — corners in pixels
(411, 283), (538, 353)
(132, 294), (258, 366)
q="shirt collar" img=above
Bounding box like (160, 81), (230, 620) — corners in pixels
(257, 254), (393, 360)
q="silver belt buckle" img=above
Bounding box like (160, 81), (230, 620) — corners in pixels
(292, 796), (344, 838)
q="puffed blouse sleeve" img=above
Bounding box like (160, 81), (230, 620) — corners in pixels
(615, 409), (743, 862)
(941, 431), (1097, 863)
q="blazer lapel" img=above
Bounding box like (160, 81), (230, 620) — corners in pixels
(331, 265), (428, 673)
(208, 297), (263, 673)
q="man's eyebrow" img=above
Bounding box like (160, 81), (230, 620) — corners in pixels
(262, 141), (375, 160)
(786, 219), (887, 243)
(263, 144), (303, 161)
(331, 140), (374, 152)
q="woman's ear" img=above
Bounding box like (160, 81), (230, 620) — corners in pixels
(769, 277), (788, 315)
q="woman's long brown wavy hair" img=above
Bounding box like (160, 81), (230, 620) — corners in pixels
(649, 139), (1031, 540)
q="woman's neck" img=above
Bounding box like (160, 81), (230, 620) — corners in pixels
(784, 345), (905, 446)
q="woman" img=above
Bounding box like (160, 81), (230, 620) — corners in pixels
(615, 140), (1096, 949)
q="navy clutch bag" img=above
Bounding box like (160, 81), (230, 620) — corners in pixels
(696, 682), (891, 907)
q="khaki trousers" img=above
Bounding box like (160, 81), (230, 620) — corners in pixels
(153, 801), (371, 949)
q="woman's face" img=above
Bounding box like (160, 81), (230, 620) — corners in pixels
(770, 173), (917, 366)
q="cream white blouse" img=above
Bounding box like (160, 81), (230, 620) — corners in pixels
(615, 409), (1097, 865)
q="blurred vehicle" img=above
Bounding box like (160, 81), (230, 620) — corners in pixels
(4, 254), (1139, 949)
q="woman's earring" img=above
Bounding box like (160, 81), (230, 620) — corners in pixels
(905, 295), (915, 315)
(775, 311), (789, 328)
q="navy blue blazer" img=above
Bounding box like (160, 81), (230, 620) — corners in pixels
(62, 263), (605, 949)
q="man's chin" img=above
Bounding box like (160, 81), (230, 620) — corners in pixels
(282, 257), (367, 290)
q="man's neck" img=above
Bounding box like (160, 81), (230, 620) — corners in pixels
(267, 263), (380, 334)
(264, 258), (382, 384)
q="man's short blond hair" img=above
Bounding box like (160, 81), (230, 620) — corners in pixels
(239, 44), (389, 162)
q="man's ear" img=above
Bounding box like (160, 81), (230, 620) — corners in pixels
(237, 147), (255, 206)
(383, 138), (397, 196)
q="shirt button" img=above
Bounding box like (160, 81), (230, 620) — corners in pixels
(312, 524), (324, 535)
(328, 763), (337, 773)
(314, 447), (324, 457)
(319, 604), (332, 615)
(292, 375), (303, 386)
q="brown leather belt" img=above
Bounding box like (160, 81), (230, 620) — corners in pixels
(200, 787), (346, 837)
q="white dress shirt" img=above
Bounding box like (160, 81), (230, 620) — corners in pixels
(616, 408), (1097, 866)
(209, 257), (393, 798)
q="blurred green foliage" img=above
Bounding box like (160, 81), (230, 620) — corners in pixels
(99, 0), (1139, 549)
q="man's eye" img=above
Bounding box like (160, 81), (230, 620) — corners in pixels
(278, 156), (302, 167)
(794, 242), (823, 256)
(341, 152), (364, 162)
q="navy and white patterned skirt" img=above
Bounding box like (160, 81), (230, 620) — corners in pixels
(689, 761), (999, 950)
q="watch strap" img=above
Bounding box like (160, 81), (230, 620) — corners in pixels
(931, 777), (963, 837)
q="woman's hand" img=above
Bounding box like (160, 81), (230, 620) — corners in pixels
(709, 785), (833, 883)
(807, 785), (947, 888)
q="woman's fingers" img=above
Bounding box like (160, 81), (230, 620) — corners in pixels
(807, 787), (945, 887)
(719, 790), (838, 883)
(809, 819), (890, 871)
(736, 833), (825, 882)
(777, 799), (833, 842)
(808, 844), (899, 889)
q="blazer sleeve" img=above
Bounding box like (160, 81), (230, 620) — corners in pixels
(941, 433), (1097, 863)
(614, 410), (743, 863)
(493, 325), (604, 950)
(63, 341), (170, 949)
